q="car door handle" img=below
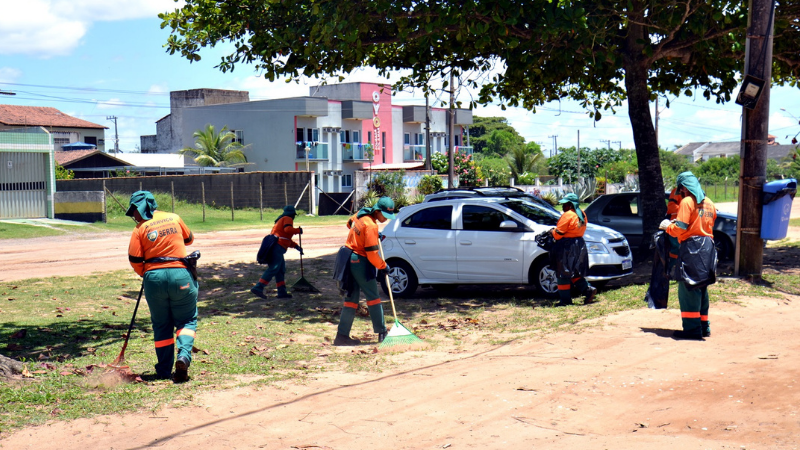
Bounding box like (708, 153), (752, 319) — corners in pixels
(404, 240), (416, 245)
(460, 240), (472, 245)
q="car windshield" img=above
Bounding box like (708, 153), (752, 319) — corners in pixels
(500, 200), (560, 226)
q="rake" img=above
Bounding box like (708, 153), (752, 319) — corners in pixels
(377, 240), (424, 350)
(108, 283), (144, 372)
(291, 230), (320, 293)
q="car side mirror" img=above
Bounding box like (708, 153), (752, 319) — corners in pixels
(499, 220), (521, 230)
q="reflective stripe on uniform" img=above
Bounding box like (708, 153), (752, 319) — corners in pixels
(681, 311), (701, 318)
(176, 328), (196, 338)
(276, 281), (286, 287)
(558, 284), (571, 290)
(366, 299), (382, 306)
(343, 301), (358, 309)
(155, 338), (175, 348)
(701, 315), (709, 321)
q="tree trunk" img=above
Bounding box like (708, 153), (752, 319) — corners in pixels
(623, 12), (666, 248)
(0, 353), (23, 379)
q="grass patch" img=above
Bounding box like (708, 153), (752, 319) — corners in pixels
(0, 261), (795, 434)
(0, 223), (72, 239)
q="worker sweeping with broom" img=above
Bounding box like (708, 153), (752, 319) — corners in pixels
(331, 197), (395, 346)
(251, 205), (303, 300)
(127, 191), (199, 382)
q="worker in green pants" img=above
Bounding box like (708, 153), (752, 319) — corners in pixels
(127, 190), (198, 382)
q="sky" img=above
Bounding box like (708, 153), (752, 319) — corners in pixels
(1, 0), (798, 157)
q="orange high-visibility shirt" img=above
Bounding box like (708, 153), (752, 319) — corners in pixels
(128, 210), (194, 276)
(552, 209), (586, 240)
(666, 196), (716, 243)
(667, 188), (683, 220)
(272, 216), (301, 249)
(345, 213), (386, 269)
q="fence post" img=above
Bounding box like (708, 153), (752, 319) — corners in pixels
(230, 182), (235, 221)
(139, 181), (142, 191)
(171, 181), (175, 213)
(284, 182), (288, 206)
(201, 182), (206, 222)
(259, 182), (263, 221)
(309, 175), (316, 216)
(714, 182), (717, 201)
(725, 179), (728, 200)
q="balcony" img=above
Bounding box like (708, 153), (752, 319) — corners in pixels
(432, 146), (474, 156)
(295, 142), (329, 160)
(342, 143), (374, 161)
(403, 144), (426, 162)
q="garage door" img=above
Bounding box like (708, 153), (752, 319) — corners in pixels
(0, 152), (47, 219)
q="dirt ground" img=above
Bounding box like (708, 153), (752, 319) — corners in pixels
(3, 202), (800, 449)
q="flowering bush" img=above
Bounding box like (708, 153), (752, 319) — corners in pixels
(431, 150), (482, 187)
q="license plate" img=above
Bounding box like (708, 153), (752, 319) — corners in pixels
(622, 259), (632, 270)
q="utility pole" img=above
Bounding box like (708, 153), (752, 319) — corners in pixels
(424, 92), (432, 171)
(735, 0), (775, 279)
(576, 130), (581, 181)
(613, 141), (622, 150)
(548, 135), (558, 157)
(601, 139), (611, 150)
(106, 116), (119, 154)
(447, 71), (455, 188)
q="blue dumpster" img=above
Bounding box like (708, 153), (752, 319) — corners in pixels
(761, 178), (797, 240)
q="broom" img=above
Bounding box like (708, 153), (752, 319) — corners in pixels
(291, 229), (320, 293)
(108, 283), (144, 372)
(377, 239), (424, 350)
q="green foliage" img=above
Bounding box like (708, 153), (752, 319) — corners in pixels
(367, 171), (406, 207)
(179, 124), (249, 167)
(506, 143), (543, 182)
(660, 150), (694, 187)
(55, 163), (74, 180)
(516, 172), (538, 185)
(549, 147), (627, 182)
(417, 174), (443, 195)
(694, 156), (740, 184)
(112, 168), (139, 178)
(430, 150), (482, 187)
(468, 117), (525, 156)
(476, 157), (511, 186)
(602, 160), (638, 183)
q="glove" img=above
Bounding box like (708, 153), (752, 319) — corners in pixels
(297, 227), (303, 235)
(378, 264), (392, 279)
(658, 219), (672, 230)
(296, 246), (304, 255)
(378, 232), (386, 242)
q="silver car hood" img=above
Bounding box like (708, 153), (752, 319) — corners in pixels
(585, 223), (626, 243)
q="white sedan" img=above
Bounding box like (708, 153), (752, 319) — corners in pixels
(379, 197), (633, 297)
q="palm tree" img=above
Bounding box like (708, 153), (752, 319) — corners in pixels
(506, 144), (543, 181)
(179, 124), (249, 167)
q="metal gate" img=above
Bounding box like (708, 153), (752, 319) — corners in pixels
(0, 151), (48, 219)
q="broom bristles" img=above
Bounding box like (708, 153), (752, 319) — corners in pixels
(379, 320), (424, 349)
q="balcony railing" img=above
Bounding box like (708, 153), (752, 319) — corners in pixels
(342, 143), (374, 161)
(295, 142), (329, 160)
(403, 144), (426, 162)
(432, 146), (474, 156)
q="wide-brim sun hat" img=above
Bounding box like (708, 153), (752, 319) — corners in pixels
(125, 190), (157, 221)
(375, 196), (397, 219)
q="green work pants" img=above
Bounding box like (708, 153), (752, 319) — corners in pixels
(557, 276), (589, 304)
(143, 268), (199, 378)
(677, 281), (710, 333)
(254, 245), (288, 294)
(337, 253), (386, 336)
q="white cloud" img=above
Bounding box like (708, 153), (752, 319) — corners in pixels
(96, 98), (126, 109)
(0, 0), (180, 57)
(0, 67), (22, 83)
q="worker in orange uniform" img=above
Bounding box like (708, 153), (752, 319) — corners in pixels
(251, 205), (303, 299)
(551, 193), (597, 307)
(663, 171), (717, 340)
(333, 197), (396, 346)
(665, 187), (685, 275)
(127, 191), (198, 382)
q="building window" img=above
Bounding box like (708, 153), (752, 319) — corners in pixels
(367, 131), (372, 143)
(233, 130), (244, 144)
(84, 136), (97, 146)
(404, 133), (410, 145)
(306, 128), (319, 142)
(54, 138), (70, 146)
(342, 174), (352, 188)
(353, 131), (360, 143)
(297, 128), (305, 142)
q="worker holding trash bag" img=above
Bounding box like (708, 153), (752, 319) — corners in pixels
(251, 205), (303, 300)
(549, 193), (597, 307)
(663, 171), (717, 340)
(644, 187), (685, 309)
(331, 197), (395, 346)
(127, 190), (199, 382)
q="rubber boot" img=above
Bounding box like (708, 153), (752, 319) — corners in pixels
(276, 283), (292, 299)
(701, 320), (711, 337)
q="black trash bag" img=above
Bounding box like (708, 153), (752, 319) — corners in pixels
(549, 236), (589, 279)
(535, 230), (556, 251)
(644, 231), (669, 309)
(678, 235), (717, 291)
(256, 235), (278, 264)
(182, 251), (201, 281)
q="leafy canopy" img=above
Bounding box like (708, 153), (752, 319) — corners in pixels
(180, 124), (249, 167)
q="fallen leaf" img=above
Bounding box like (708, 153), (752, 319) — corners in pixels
(635, 422), (648, 428)
(758, 354), (779, 359)
(10, 329), (27, 339)
(21, 367), (33, 378)
(59, 371), (73, 376)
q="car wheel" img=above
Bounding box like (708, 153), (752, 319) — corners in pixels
(379, 259), (419, 298)
(713, 231), (732, 260)
(530, 258), (558, 297)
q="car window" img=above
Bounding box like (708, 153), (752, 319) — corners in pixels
(402, 205), (453, 229)
(602, 196), (638, 216)
(462, 205), (518, 231)
(501, 201), (560, 226)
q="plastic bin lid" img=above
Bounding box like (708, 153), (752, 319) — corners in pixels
(763, 178), (797, 193)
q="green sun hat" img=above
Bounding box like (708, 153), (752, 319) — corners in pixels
(375, 196), (397, 219)
(125, 190), (157, 221)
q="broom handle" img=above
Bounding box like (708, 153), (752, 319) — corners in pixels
(377, 239), (398, 318)
(298, 229), (304, 277)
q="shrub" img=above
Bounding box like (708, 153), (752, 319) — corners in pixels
(418, 174), (443, 195)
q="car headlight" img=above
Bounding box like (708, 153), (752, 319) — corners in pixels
(586, 242), (609, 254)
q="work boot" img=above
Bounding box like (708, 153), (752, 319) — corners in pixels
(173, 356), (190, 383)
(250, 286), (269, 300)
(583, 286), (597, 304)
(333, 334), (361, 346)
(702, 329), (711, 337)
(378, 331), (388, 343)
(673, 328), (704, 341)
(276, 286), (292, 299)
